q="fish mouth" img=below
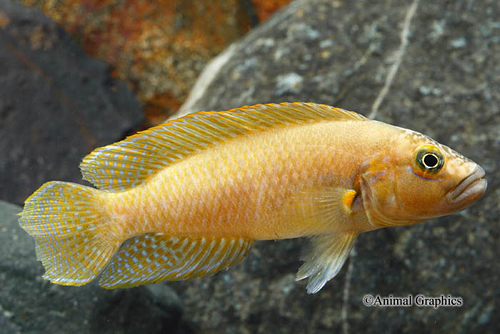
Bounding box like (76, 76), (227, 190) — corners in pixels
(447, 166), (487, 205)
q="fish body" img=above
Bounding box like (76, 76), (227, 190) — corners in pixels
(105, 119), (384, 240)
(19, 103), (487, 293)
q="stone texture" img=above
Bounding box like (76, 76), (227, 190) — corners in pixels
(15, 0), (255, 123)
(173, 0), (500, 333)
(0, 200), (189, 333)
(250, 0), (292, 21)
(0, 0), (143, 205)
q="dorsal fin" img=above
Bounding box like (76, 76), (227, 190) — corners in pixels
(80, 102), (367, 191)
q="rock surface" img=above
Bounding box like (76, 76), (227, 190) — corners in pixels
(0, 0), (143, 205)
(13, 0), (295, 123)
(0, 200), (189, 333)
(15, 0), (257, 122)
(2, 0), (499, 333)
(174, 0), (499, 333)
(250, 0), (293, 21)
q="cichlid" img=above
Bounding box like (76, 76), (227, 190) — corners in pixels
(19, 103), (487, 293)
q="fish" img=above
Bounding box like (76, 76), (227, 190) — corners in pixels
(19, 102), (487, 294)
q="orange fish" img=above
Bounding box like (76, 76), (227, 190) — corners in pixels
(19, 103), (487, 293)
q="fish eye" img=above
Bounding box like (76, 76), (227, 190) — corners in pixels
(414, 145), (444, 173)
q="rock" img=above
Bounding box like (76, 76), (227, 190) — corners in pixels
(0, 4), (186, 332)
(14, 0), (257, 123)
(0, 200), (187, 333)
(173, 0), (500, 332)
(250, 0), (293, 21)
(0, 0), (143, 205)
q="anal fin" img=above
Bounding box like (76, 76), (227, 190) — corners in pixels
(296, 233), (357, 294)
(99, 233), (253, 289)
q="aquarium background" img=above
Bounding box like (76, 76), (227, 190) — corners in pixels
(1, 0), (499, 333)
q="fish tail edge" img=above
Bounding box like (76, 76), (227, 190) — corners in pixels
(19, 181), (119, 286)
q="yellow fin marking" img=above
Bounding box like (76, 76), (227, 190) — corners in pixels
(342, 190), (357, 215)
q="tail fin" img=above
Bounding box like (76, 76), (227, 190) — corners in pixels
(19, 181), (119, 286)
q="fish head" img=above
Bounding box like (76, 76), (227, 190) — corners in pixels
(359, 128), (487, 228)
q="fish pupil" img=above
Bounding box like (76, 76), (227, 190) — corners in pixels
(423, 153), (439, 168)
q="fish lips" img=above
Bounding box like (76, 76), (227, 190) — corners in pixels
(447, 165), (487, 207)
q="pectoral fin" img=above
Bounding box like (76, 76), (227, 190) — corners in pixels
(289, 187), (359, 236)
(296, 233), (357, 294)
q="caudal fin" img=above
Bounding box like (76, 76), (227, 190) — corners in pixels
(19, 181), (120, 286)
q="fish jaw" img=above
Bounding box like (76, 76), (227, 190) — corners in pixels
(446, 165), (487, 211)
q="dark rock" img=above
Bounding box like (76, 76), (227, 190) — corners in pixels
(0, 0), (143, 205)
(174, 0), (500, 333)
(0, 200), (188, 333)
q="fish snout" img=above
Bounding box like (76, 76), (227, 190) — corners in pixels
(446, 165), (487, 206)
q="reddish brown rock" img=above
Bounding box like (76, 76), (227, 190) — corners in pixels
(250, 0), (292, 21)
(17, 0), (252, 123)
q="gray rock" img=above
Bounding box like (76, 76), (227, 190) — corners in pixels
(0, 0), (143, 205)
(173, 0), (500, 333)
(0, 201), (188, 333)
(0, 1), (187, 332)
